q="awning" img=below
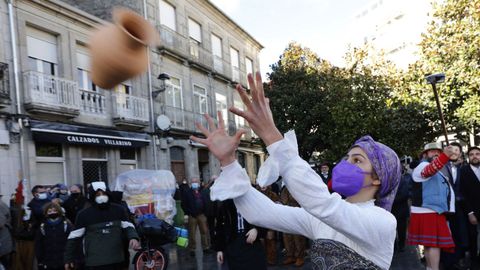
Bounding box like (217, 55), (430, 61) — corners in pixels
(30, 120), (150, 148)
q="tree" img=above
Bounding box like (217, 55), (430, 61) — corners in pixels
(403, 0), (480, 141)
(266, 43), (433, 162)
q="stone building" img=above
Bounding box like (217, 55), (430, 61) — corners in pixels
(0, 0), (264, 201)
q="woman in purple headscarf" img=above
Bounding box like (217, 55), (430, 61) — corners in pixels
(191, 72), (401, 270)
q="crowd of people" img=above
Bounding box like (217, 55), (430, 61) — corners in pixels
(0, 181), (138, 270)
(0, 75), (479, 270)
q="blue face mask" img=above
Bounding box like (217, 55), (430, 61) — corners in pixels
(332, 160), (373, 197)
(191, 183), (200, 189)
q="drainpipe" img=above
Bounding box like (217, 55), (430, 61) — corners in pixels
(143, 0), (158, 170)
(7, 0), (27, 200)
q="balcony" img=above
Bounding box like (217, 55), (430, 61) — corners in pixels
(157, 25), (188, 58)
(188, 41), (213, 70)
(163, 105), (210, 132)
(232, 66), (241, 83)
(23, 71), (79, 118)
(112, 93), (149, 129)
(0, 63), (10, 107)
(79, 89), (107, 116)
(213, 56), (233, 80)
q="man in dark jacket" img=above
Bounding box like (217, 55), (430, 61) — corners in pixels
(64, 181), (139, 270)
(391, 165), (412, 252)
(214, 199), (267, 270)
(460, 146), (480, 262)
(27, 185), (51, 228)
(63, 184), (87, 224)
(181, 177), (211, 256)
(0, 195), (13, 268)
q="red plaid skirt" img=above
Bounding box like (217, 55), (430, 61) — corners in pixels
(408, 212), (455, 253)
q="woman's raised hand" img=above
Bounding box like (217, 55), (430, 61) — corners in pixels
(190, 111), (245, 167)
(230, 72), (283, 146)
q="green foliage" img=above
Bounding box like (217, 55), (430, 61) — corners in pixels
(266, 43), (433, 161)
(403, 0), (480, 134)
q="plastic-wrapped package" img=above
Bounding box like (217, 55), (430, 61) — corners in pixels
(114, 169), (177, 224)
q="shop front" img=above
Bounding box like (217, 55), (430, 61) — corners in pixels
(29, 120), (150, 189)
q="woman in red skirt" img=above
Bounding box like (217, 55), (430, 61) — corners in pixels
(408, 142), (457, 270)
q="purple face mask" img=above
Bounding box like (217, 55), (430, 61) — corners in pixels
(332, 160), (372, 197)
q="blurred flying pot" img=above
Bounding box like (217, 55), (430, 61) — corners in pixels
(89, 8), (156, 89)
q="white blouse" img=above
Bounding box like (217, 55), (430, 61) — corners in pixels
(210, 131), (396, 270)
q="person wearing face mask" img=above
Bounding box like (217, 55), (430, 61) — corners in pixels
(64, 181), (139, 270)
(54, 184), (70, 204)
(63, 184), (87, 224)
(408, 142), (457, 270)
(34, 203), (73, 270)
(27, 186), (51, 228)
(190, 72), (402, 269)
(180, 177), (211, 256)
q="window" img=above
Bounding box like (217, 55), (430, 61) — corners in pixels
(245, 57), (254, 75)
(27, 27), (58, 76)
(165, 77), (182, 108)
(159, 0), (176, 31)
(211, 34), (223, 72)
(165, 77), (183, 127)
(119, 148), (137, 173)
(35, 142), (65, 186)
(188, 18), (201, 59)
(234, 98), (244, 128)
(115, 81), (132, 113)
(193, 85), (207, 114)
(82, 147), (107, 159)
(35, 142), (62, 157)
(76, 46), (97, 91)
(116, 82), (131, 95)
(215, 92), (227, 126)
(188, 18), (201, 43)
(230, 47), (240, 81)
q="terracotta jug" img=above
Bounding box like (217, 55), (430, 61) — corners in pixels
(89, 8), (156, 89)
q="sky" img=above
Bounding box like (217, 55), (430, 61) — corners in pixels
(210, 0), (372, 75)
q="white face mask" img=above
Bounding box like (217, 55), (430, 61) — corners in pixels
(95, 195), (109, 204)
(38, 193), (48, 200)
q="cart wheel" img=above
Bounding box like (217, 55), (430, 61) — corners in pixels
(134, 249), (167, 270)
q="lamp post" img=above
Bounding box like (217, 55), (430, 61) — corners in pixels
(425, 73), (449, 145)
(152, 73), (171, 98)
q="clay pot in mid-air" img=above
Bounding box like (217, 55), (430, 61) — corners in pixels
(89, 8), (156, 89)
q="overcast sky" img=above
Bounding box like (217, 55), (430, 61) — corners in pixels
(210, 0), (371, 75)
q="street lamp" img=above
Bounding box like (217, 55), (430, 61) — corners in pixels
(152, 73), (171, 98)
(425, 73), (449, 145)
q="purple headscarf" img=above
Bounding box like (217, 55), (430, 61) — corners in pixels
(353, 135), (401, 212)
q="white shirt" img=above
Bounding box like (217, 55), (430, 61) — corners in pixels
(210, 131), (396, 270)
(470, 165), (480, 182)
(452, 165), (458, 184)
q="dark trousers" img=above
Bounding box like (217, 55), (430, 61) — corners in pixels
(207, 215), (215, 248)
(85, 263), (123, 270)
(0, 254), (11, 269)
(225, 235), (267, 270)
(395, 216), (408, 250)
(442, 201), (470, 269)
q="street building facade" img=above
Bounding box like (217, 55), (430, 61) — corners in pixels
(0, 0), (264, 202)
